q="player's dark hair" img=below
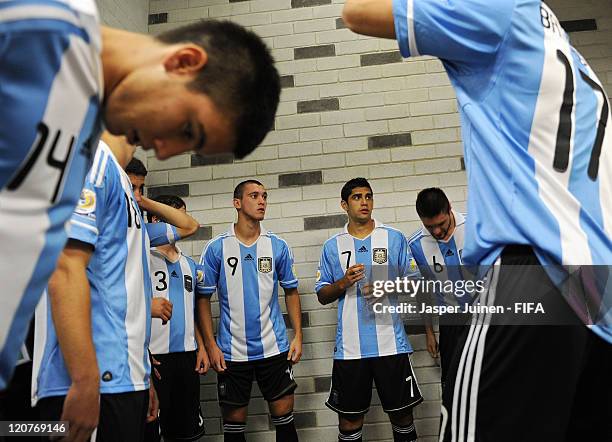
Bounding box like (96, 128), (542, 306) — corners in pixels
(125, 158), (147, 177)
(146, 195), (187, 223)
(157, 20), (280, 160)
(416, 188), (450, 218)
(233, 180), (264, 200)
(341, 178), (373, 202)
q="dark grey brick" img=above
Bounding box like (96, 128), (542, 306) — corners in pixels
(281, 75), (295, 88)
(304, 214), (347, 231)
(368, 133), (412, 149)
(404, 323), (426, 335)
(148, 184), (189, 198)
(314, 376), (331, 392)
(279, 171), (322, 187)
(229, 0), (249, 3)
(561, 19), (597, 32)
(360, 51), (402, 67)
(291, 0), (331, 7)
(283, 312), (310, 329)
(148, 13), (168, 25)
(335, 17), (346, 29)
(297, 98), (339, 114)
(294, 44), (335, 60)
(460, 157), (465, 170)
(190, 226), (212, 241)
(191, 153), (234, 167)
(293, 411), (317, 428)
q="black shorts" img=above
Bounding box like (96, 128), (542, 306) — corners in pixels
(38, 390), (148, 442)
(217, 352), (297, 408)
(326, 353), (423, 415)
(145, 351), (204, 441)
(441, 246), (612, 442)
(438, 322), (469, 388)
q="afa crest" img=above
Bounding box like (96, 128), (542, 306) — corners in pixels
(372, 248), (388, 264)
(258, 257), (272, 273)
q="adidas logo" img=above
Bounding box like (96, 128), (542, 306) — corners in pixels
(358, 245), (368, 253)
(445, 249), (454, 257)
(244, 254), (254, 261)
(171, 270), (179, 277)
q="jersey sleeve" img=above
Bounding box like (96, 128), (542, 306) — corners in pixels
(146, 222), (179, 247)
(276, 240), (299, 289)
(314, 242), (336, 293)
(197, 241), (221, 297)
(194, 263), (207, 297)
(68, 158), (109, 247)
(392, 0), (514, 65)
(399, 234), (422, 279)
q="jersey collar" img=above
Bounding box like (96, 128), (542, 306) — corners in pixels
(343, 218), (382, 237)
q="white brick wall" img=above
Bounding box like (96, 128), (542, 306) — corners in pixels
(96, 0), (148, 32)
(137, 0), (612, 440)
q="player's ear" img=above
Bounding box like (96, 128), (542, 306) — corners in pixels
(340, 199), (348, 212)
(233, 198), (241, 210)
(163, 45), (208, 75)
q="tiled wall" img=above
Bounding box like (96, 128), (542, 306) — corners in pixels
(96, 0), (149, 32)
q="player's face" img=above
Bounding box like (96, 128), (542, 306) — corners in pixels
(128, 174), (145, 199)
(343, 187), (373, 222)
(103, 58), (235, 161)
(235, 183), (267, 221)
(421, 211), (452, 240)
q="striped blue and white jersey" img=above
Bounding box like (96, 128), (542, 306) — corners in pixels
(408, 211), (470, 307)
(32, 142), (179, 402)
(149, 248), (201, 355)
(0, 0), (102, 389)
(315, 220), (414, 360)
(393, 0), (611, 342)
(199, 224), (298, 362)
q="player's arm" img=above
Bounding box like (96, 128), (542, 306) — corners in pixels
(139, 195), (199, 239)
(342, 0), (395, 39)
(284, 288), (303, 363)
(194, 322), (210, 374)
(196, 297), (225, 373)
(47, 239), (99, 442)
(316, 264), (365, 305)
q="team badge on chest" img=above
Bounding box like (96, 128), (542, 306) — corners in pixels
(372, 248), (388, 264)
(258, 257), (272, 273)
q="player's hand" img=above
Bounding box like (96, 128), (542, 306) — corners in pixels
(196, 347), (210, 374)
(151, 355), (162, 380)
(59, 378), (99, 442)
(207, 344), (227, 373)
(426, 332), (439, 359)
(151, 298), (173, 324)
(340, 264), (365, 290)
(146, 383), (159, 423)
(287, 335), (303, 364)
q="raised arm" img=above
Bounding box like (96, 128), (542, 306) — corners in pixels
(139, 195), (199, 239)
(342, 0), (396, 39)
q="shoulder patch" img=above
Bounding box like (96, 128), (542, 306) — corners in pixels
(75, 189), (96, 215)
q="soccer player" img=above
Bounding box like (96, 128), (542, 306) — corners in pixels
(32, 132), (200, 442)
(342, 1), (612, 440)
(126, 158), (148, 200)
(0, 0), (280, 393)
(145, 195), (209, 442)
(316, 178), (423, 442)
(407, 188), (469, 388)
(198, 180), (303, 442)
